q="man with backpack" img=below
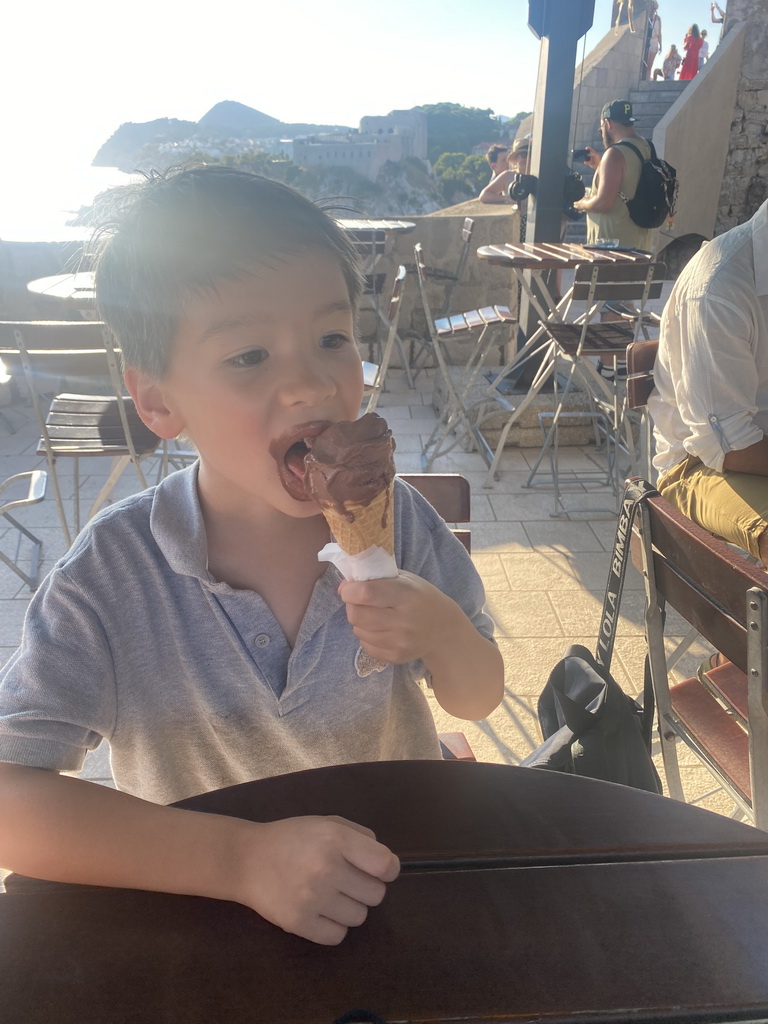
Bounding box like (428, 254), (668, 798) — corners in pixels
(573, 99), (656, 252)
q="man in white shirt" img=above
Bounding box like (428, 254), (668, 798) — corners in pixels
(649, 199), (768, 562)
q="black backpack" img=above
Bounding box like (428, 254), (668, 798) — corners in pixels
(616, 138), (678, 229)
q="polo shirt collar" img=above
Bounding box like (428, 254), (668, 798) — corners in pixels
(150, 463), (212, 581)
(752, 199), (768, 297)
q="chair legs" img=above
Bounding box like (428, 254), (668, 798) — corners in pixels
(421, 326), (507, 471)
(0, 471), (47, 591)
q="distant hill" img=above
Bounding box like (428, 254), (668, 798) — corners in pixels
(93, 101), (352, 171)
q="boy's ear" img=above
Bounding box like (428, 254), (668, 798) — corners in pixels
(124, 367), (185, 440)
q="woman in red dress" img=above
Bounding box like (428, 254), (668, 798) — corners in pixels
(680, 24), (703, 79)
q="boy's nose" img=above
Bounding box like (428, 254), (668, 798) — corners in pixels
(277, 357), (336, 405)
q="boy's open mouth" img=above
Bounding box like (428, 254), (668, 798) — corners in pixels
(284, 440), (310, 481)
(270, 422), (329, 502)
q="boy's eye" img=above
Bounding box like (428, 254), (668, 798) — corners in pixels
(320, 332), (350, 350)
(229, 348), (267, 368)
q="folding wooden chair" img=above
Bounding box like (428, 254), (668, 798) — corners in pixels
(348, 231), (414, 389)
(419, 216), (476, 319)
(0, 321), (161, 547)
(365, 265), (407, 414)
(522, 262), (665, 512)
(0, 470), (47, 591)
(630, 481), (768, 827)
(398, 471), (475, 760)
(406, 218), (476, 378)
(414, 244), (515, 472)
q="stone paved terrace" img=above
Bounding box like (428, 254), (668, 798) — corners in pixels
(0, 370), (744, 892)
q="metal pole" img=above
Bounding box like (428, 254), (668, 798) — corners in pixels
(513, 0), (595, 385)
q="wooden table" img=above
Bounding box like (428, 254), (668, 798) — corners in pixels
(472, 243), (656, 490)
(3, 760), (768, 1023)
(26, 272), (97, 316)
(477, 242), (653, 324)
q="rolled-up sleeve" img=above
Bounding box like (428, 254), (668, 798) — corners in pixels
(668, 292), (763, 472)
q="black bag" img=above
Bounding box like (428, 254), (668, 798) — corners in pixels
(521, 480), (664, 794)
(616, 139), (678, 229)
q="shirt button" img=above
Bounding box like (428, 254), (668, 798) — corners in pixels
(254, 634), (270, 648)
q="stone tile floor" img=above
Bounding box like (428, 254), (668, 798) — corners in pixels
(0, 368), (742, 869)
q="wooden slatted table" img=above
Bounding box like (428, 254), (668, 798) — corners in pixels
(477, 241), (653, 324)
(3, 760), (768, 1023)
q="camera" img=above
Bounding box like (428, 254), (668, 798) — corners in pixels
(571, 148), (591, 163)
(507, 172), (537, 203)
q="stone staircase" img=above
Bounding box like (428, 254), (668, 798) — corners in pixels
(628, 80), (688, 137)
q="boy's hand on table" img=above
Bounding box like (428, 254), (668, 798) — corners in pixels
(339, 571), (459, 665)
(231, 815), (400, 945)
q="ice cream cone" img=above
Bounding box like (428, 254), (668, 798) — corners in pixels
(320, 482), (394, 556)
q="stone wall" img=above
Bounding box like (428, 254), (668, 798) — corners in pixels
(715, 0), (768, 231)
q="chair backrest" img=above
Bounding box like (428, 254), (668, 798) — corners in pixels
(387, 263), (407, 325)
(365, 265), (407, 414)
(0, 320), (111, 388)
(441, 218), (475, 316)
(398, 472), (471, 552)
(631, 486), (768, 824)
(0, 320), (156, 461)
(626, 338), (658, 409)
(413, 244), (438, 339)
(634, 492), (768, 673)
(572, 261), (665, 305)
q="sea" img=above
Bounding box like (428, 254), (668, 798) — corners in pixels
(0, 165), (140, 244)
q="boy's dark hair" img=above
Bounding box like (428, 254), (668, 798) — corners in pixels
(486, 145), (510, 166)
(93, 167), (364, 378)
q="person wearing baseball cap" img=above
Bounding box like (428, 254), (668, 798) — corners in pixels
(572, 98), (654, 253)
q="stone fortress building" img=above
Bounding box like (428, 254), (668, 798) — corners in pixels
(291, 109), (428, 181)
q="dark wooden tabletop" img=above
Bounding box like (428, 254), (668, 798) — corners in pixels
(477, 241), (654, 270)
(3, 761), (768, 1024)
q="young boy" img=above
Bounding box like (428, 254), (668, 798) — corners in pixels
(0, 168), (504, 945)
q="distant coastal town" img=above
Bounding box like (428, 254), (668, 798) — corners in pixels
(90, 100), (529, 218)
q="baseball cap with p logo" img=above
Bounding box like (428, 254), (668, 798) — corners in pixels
(601, 100), (636, 125)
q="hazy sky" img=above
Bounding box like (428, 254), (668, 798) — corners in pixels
(0, 0), (714, 239)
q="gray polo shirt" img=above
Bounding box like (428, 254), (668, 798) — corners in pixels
(0, 467), (494, 804)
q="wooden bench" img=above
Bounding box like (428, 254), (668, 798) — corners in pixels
(630, 483), (768, 827)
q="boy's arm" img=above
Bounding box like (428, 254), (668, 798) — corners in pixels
(0, 763), (399, 945)
(339, 572), (504, 720)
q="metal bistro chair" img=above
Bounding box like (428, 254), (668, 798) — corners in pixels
(0, 470), (47, 591)
(349, 231), (414, 390)
(407, 218), (476, 376)
(0, 321), (161, 547)
(414, 244), (515, 472)
(631, 481), (768, 829)
(365, 265), (407, 414)
(521, 261), (665, 513)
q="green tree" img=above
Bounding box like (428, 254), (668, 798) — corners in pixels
(417, 102), (504, 162)
(433, 152), (491, 203)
